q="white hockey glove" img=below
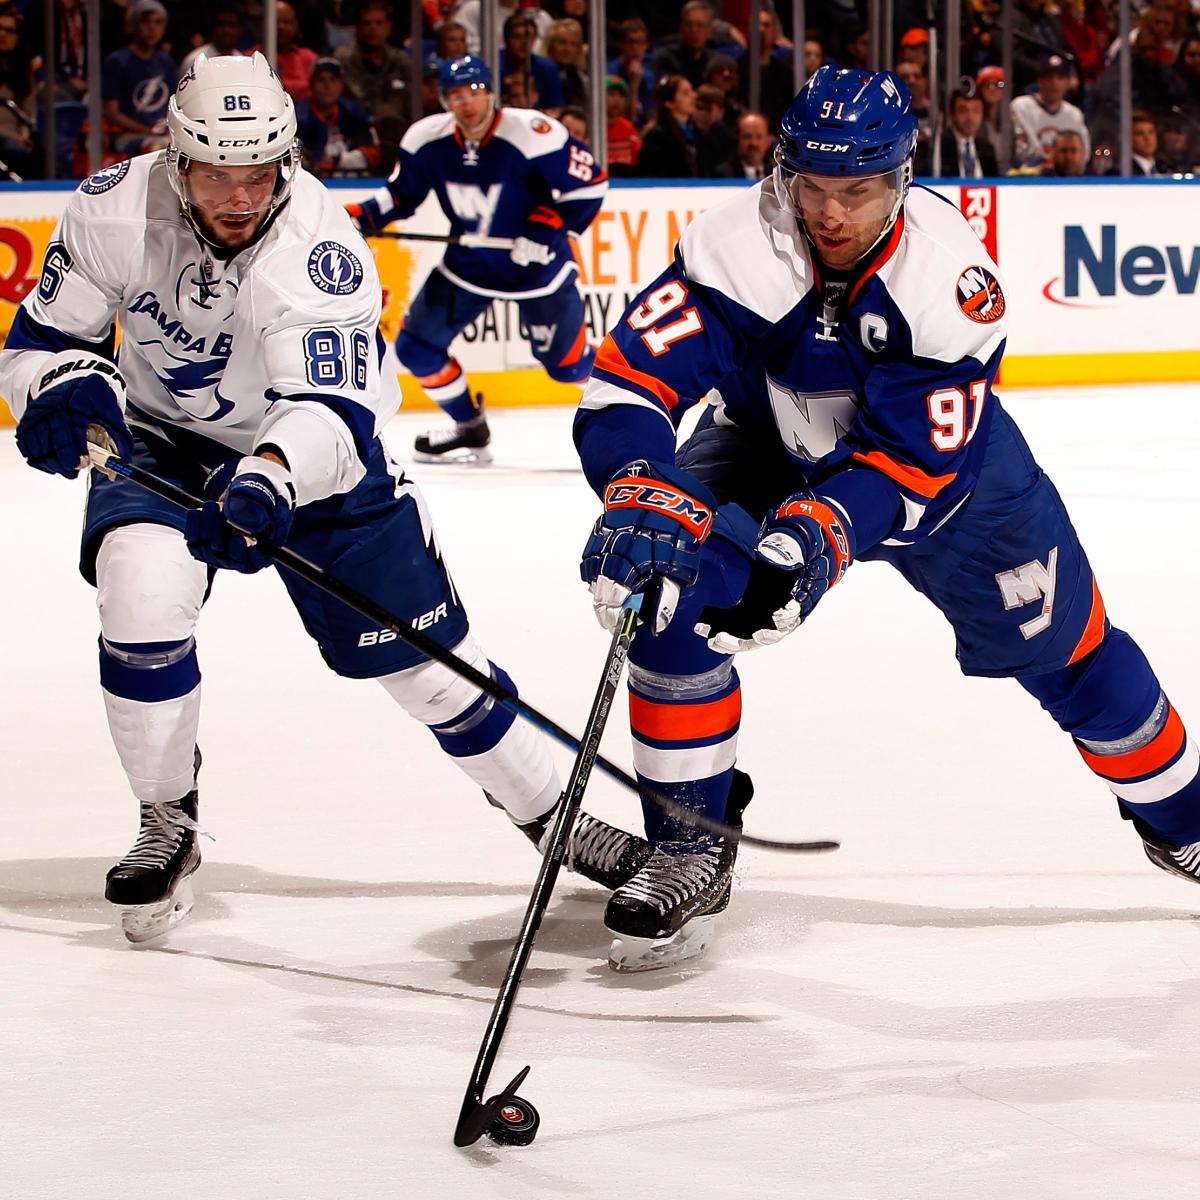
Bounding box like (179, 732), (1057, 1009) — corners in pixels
(510, 236), (555, 267)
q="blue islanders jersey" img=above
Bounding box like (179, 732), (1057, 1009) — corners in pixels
(574, 179), (1009, 557)
(358, 106), (607, 298)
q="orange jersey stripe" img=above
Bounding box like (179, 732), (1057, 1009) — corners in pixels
(594, 335), (679, 411)
(1078, 705), (1186, 781)
(558, 321), (589, 368)
(629, 690), (742, 742)
(851, 449), (957, 498)
(1067, 576), (1107, 666)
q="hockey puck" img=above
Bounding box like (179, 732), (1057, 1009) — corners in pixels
(486, 1096), (540, 1146)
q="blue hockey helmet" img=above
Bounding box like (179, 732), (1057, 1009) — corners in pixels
(776, 66), (917, 177)
(440, 54), (493, 96)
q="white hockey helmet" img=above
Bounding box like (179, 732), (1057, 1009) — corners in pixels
(166, 52), (301, 240)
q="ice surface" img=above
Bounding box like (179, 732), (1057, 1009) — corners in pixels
(2, 385), (1199, 1198)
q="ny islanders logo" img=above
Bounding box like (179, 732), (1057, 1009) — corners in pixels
(81, 160), (131, 195)
(955, 264), (1005, 324)
(307, 241), (363, 295)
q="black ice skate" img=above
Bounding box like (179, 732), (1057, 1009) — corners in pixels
(413, 409), (491, 465)
(604, 771), (753, 973)
(1124, 807), (1200, 885)
(105, 749), (203, 944)
(518, 804), (653, 891)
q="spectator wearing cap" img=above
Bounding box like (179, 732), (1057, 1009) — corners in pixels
(181, 4), (247, 74)
(1041, 129), (1089, 176)
(296, 57), (382, 178)
(605, 75), (642, 175)
(500, 10), (563, 114)
(897, 27), (929, 72)
(1011, 55), (1089, 169)
(102, 0), (177, 155)
(607, 17), (655, 126)
(637, 74), (698, 178)
(545, 18), (589, 110)
(653, 2), (722, 92)
(692, 83), (736, 176)
(1010, 0), (1067, 95)
(1130, 110), (1165, 175)
(334, 0), (411, 145)
(420, 55), (443, 116)
(975, 66), (1010, 171)
(916, 87), (998, 177)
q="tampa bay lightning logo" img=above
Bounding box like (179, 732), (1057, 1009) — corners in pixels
(307, 241), (363, 296)
(81, 160), (131, 195)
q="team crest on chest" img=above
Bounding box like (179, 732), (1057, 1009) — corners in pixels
(956, 264), (1005, 323)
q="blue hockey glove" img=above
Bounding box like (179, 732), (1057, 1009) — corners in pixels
(581, 460), (716, 635)
(16, 351), (133, 478)
(184, 455), (296, 574)
(695, 493), (853, 653)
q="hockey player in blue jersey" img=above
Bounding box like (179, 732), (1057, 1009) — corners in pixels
(576, 66), (1200, 972)
(0, 54), (647, 944)
(349, 54), (607, 463)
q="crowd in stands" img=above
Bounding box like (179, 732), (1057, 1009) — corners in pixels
(2, 0), (1199, 181)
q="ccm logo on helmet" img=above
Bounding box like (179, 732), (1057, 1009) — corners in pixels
(805, 139), (851, 153)
(217, 138), (262, 147)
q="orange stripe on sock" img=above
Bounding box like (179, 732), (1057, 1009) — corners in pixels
(418, 360), (463, 388)
(851, 449), (957, 498)
(1067, 576), (1107, 665)
(558, 322), (589, 368)
(594, 335), (679, 411)
(629, 690), (742, 742)
(1078, 706), (1186, 781)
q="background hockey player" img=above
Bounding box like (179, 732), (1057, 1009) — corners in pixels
(0, 53), (646, 944)
(348, 54), (606, 464)
(576, 65), (1200, 972)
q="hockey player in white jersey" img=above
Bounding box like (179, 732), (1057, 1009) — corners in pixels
(1, 54), (648, 943)
(348, 55), (607, 463)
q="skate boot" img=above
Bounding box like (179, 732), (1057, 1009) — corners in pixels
(413, 408), (491, 465)
(1123, 807), (1200, 884)
(105, 748), (203, 944)
(518, 803), (653, 890)
(604, 771), (753, 973)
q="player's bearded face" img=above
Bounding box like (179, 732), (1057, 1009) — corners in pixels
(444, 84), (494, 138)
(787, 170), (901, 270)
(183, 162), (281, 249)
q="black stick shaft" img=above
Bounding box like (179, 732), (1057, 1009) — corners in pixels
(93, 452), (837, 854)
(453, 607), (637, 1147)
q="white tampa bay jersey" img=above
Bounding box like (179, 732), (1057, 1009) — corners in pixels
(0, 153), (398, 505)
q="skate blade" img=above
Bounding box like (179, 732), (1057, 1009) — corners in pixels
(607, 915), (718, 973)
(118, 877), (195, 945)
(412, 447), (493, 466)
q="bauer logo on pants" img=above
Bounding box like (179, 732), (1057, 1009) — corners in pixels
(307, 241), (363, 296)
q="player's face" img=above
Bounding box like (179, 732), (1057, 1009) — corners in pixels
(443, 84), (493, 138)
(789, 170), (900, 270)
(184, 162), (280, 249)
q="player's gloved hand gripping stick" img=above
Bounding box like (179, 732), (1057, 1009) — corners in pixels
(85, 430), (837, 855)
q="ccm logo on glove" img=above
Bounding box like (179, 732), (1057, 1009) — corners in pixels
(603, 477), (715, 541)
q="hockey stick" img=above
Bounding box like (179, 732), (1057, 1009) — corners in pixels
(84, 437), (838, 853)
(366, 230), (518, 250)
(453, 602), (639, 1148)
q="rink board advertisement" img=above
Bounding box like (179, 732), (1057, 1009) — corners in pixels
(0, 177), (1197, 423)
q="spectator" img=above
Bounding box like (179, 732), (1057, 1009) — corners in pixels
(181, 4), (247, 74)
(37, 0), (89, 102)
(605, 75), (641, 176)
(917, 88), (998, 177)
(637, 74), (697, 178)
(976, 65), (1010, 172)
(841, 25), (871, 71)
(435, 20), (468, 61)
(545, 17), (588, 109)
(559, 105), (589, 142)
(453, 0), (552, 57)
(420, 54), (443, 117)
(803, 38), (825, 78)
(1010, 0), (1067, 95)
(296, 57), (381, 177)
(1059, 0), (1111, 87)
(895, 60), (933, 147)
(752, 5), (796, 130)
(258, 1), (318, 103)
(692, 82), (735, 176)
(897, 26), (929, 72)
(1090, 27), (1186, 136)
(323, 0), (358, 52)
(0, 9), (34, 178)
(704, 54), (743, 131)
(1157, 112), (1195, 173)
(607, 17), (655, 126)
(1130, 110), (1164, 175)
(1175, 35), (1200, 123)
(1042, 128), (1089, 175)
(334, 0), (411, 146)
(1011, 55), (1089, 169)
(102, 0), (176, 156)
(653, 1), (721, 91)
(714, 110), (773, 180)
(500, 10), (564, 113)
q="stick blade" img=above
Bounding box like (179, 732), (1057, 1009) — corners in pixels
(453, 1066), (532, 1148)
